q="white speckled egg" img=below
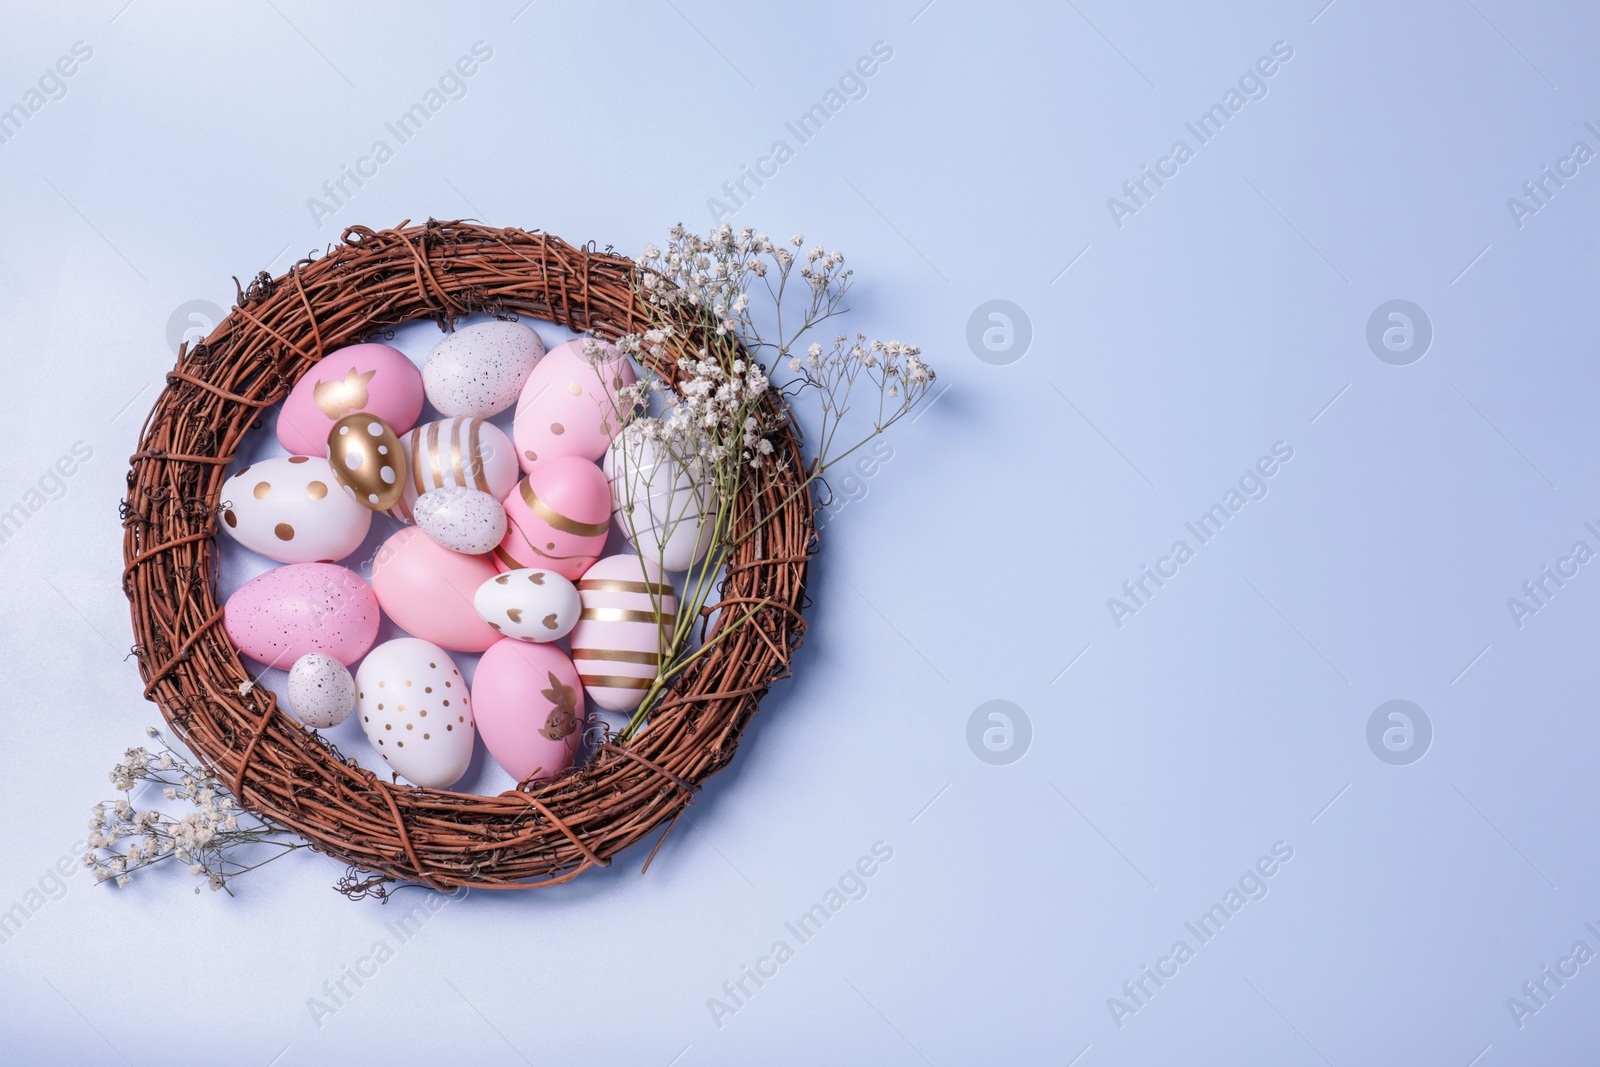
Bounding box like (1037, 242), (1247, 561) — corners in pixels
(220, 455), (372, 564)
(355, 638), (475, 789)
(286, 653), (357, 728)
(423, 321), (545, 418)
(473, 568), (581, 642)
(413, 487), (507, 555)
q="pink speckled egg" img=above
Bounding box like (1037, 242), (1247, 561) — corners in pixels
(569, 555), (675, 712)
(223, 563), (379, 669)
(511, 338), (635, 472)
(277, 343), (424, 457)
(370, 526), (501, 652)
(493, 456), (611, 580)
(472, 639), (585, 783)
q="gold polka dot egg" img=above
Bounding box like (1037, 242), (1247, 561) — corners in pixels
(355, 638), (476, 789)
(327, 412), (408, 511)
(220, 455), (372, 564)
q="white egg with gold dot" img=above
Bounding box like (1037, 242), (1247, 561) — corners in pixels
(220, 455), (372, 564)
(354, 638), (476, 789)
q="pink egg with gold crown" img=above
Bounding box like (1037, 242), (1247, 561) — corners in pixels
(511, 338), (635, 472)
(493, 456), (611, 580)
(277, 343), (424, 457)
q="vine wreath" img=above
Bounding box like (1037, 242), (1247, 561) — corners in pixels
(122, 220), (812, 894)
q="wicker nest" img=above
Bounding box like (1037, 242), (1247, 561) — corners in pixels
(122, 221), (813, 893)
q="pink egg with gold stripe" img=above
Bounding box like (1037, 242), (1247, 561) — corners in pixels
(493, 456), (611, 581)
(568, 555), (677, 712)
(387, 417), (520, 524)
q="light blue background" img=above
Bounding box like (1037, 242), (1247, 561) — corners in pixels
(1, 1), (1597, 1063)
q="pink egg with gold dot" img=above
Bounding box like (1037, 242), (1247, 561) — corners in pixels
(511, 339), (635, 472)
(493, 456), (611, 580)
(278, 343), (424, 457)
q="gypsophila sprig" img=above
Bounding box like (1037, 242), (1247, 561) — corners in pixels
(608, 223), (935, 741)
(87, 727), (308, 893)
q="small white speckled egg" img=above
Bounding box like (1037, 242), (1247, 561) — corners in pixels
(286, 652), (357, 728)
(473, 567), (581, 642)
(423, 321), (545, 418)
(413, 486), (507, 555)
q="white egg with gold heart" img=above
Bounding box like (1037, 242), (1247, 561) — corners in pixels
(473, 567), (581, 642)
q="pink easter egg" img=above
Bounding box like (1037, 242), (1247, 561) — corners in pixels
(569, 555), (676, 712)
(370, 526), (502, 652)
(277, 343), (425, 457)
(493, 456), (611, 580)
(223, 563), (379, 668)
(471, 639), (585, 783)
(511, 338), (635, 472)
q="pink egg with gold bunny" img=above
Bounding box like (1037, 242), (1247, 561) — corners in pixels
(471, 639), (585, 784)
(511, 338), (635, 472)
(493, 456), (611, 580)
(277, 343), (425, 457)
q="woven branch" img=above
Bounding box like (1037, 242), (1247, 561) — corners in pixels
(122, 220), (814, 893)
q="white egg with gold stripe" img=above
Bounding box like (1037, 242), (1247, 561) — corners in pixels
(387, 416), (520, 524)
(568, 554), (677, 712)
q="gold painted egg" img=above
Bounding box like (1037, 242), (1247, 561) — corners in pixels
(327, 412), (408, 511)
